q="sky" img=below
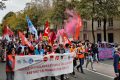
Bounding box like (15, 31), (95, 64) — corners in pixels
(0, 0), (31, 23)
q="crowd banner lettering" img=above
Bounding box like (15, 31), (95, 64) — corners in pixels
(98, 48), (115, 60)
(14, 53), (73, 80)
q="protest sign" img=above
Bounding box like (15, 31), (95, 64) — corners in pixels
(98, 48), (115, 60)
(14, 53), (73, 80)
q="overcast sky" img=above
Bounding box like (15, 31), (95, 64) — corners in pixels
(0, 0), (31, 23)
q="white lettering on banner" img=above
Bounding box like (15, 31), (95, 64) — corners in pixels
(14, 53), (73, 80)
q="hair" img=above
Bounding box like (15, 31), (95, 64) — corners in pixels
(65, 43), (70, 48)
(24, 47), (30, 55)
(17, 47), (22, 55)
(47, 45), (52, 52)
(8, 48), (16, 55)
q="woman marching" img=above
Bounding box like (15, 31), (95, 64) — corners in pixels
(86, 43), (95, 70)
(6, 48), (16, 80)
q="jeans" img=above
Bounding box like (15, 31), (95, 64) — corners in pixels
(86, 55), (93, 69)
(6, 72), (14, 80)
(93, 53), (98, 62)
(73, 58), (77, 75)
(77, 58), (84, 73)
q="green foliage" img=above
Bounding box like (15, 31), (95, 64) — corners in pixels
(76, 0), (120, 19)
(2, 12), (15, 21)
(2, 0), (120, 32)
(0, 1), (6, 10)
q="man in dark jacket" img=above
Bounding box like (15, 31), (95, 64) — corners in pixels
(113, 46), (120, 79)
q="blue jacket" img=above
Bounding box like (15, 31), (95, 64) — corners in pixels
(113, 54), (119, 73)
(34, 49), (44, 55)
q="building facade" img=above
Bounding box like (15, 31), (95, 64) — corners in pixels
(80, 19), (120, 44)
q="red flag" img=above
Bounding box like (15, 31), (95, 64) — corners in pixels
(60, 32), (71, 45)
(39, 33), (42, 41)
(74, 15), (82, 40)
(49, 31), (56, 45)
(18, 31), (34, 50)
(3, 26), (14, 37)
(44, 21), (50, 37)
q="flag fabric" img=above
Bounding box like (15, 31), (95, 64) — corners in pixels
(2, 26), (14, 41)
(26, 16), (38, 39)
(59, 31), (71, 45)
(43, 21), (50, 41)
(18, 31), (34, 50)
(74, 15), (82, 40)
(49, 31), (56, 45)
(39, 33), (42, 41)
(44, 21), (50, 37)
(2, 26), (14, 36)
(62, 32), (71, 45)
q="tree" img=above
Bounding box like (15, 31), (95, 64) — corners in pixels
(94, 0), (120, 42)
(70, 0), (96, 43)
(52, 0), (68, 28)
(0, 1), (6, 10)
(71, 0), (120, 42)
(2, 12), (15, 21)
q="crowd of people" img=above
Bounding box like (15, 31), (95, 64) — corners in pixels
(0, 38), (101, 80)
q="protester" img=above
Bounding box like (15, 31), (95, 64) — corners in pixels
(92, 44), (99, 63)
(6, 48), (16, 80)
(113, 46), (120, 79)
(23, 47), (32, 55)
(86, 43), (94, 70)
(76, 43), (85, 73)
(70, 44), (77, 77)
(17, 47), (24, 56)
(34, 44), (45, 56)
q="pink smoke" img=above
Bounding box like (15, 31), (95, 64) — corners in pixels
(64, 9), (78, 37)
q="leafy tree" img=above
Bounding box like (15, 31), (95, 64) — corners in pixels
(0, 1), (6, 10)
(52, 0), (68, 28)
(71, 0), (120, 42)
(95, 0), (120, 41)
(2, 12), (16, 22)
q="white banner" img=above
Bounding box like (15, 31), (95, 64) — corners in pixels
(14, 53), (73, 80)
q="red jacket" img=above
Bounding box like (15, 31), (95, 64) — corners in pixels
(6, 54), (15, 72)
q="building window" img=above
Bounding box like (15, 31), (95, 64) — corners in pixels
(83, 21), (87, 30)
(98, 19), (101, 28)
(108, 18), (113, 27)
(108, 33), (114, 43)
(97, 33), (102, 42)
(83, 33), (87, 40)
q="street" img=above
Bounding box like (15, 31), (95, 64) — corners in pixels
(0, 60), (115, 80)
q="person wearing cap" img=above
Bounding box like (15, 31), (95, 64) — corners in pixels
(113, 46), (120, 79)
